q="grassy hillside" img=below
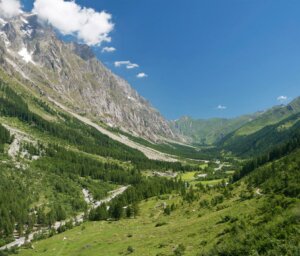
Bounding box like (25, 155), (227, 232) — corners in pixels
(233, 97), (300, 136)
(219, 112), (300, 157)
(171, 97), (300, 146)
(16, 148), (300, 256)
(170, 115), (257, 145)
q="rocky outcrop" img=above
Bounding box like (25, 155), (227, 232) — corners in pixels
(0, 13), (179, 142)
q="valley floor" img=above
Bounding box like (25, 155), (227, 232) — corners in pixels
(17, 186), (263, 256)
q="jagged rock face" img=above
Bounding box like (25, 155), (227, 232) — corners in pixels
(0, 13), (178, 142)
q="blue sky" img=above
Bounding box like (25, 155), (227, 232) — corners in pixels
(21, 0), (300, 120)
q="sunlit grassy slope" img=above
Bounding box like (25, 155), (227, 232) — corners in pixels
(17, 149), (300, 256)
(19, 185), (257, 256)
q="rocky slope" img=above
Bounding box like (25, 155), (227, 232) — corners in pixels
(0, 13), (177, 142)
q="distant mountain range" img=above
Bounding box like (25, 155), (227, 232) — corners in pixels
(170, 114), (259, 145)
(171, 96), (300, 146)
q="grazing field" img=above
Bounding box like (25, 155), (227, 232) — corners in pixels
(225, 170), (235, 175)
(199, 179), (227, 185)
(180, 171), (199, 181)
(180, 171), (228, 186)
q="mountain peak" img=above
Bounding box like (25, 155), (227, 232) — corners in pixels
(0, 11), (180, 142)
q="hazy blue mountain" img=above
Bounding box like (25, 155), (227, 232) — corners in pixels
(171, 96), (300, 145)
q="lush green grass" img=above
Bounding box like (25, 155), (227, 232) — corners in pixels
(180, 171), (198, 181)
(18, 186), (259, 256)
(180, 169), (229, 186)
(219, 112), (300, 157)
(199, 179), (227, 185)
(198, 163), (208, 169)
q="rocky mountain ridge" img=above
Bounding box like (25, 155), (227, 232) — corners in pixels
(0, 13), (178, 142)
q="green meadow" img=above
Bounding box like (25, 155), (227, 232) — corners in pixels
(19, 185), (259, 256)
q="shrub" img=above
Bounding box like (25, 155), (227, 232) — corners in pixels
(174, 244), (186, 256)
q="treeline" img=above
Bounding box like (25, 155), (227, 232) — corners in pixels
(35, 144), (132, 184)
(0, 80), (191, 172)
(89, 177), (185, 221)
(36, 144), (187, 189)
(0, 124), (10, 153)
(233, 129), (300, 181)
(0, 81), (144, 161)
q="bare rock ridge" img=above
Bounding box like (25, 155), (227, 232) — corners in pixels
(0, 13), (178, 142)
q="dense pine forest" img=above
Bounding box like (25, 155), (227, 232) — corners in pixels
(0, 124), (10, 152)
(0, 80), (194, 172)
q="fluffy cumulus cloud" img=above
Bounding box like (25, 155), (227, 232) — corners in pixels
(0, 0), (22, 18)
(277, 95), (288, 103)
(114, 61), (139, 69)
(33, 0), (114, 46)
(217, 105), (227, 110)
(102, 46), (116, 53)
(136, 72), (148, 78)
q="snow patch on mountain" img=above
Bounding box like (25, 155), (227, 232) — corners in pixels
(18, 47), (35, 64)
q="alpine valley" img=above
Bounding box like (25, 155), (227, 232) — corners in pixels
(0, 11), (299, 256)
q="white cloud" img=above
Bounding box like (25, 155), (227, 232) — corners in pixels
(102, 46), (116, 53)
(33, 0), (114, 46)
(127, 63), (139, 69)
(277, 95), (288, 103)
(137, 72), (148, 78)
(114, 61), (139, 69)
(217, 105), (227, 110)
(0, 0), (22, 18)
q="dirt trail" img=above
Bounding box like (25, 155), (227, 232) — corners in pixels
(48, 97), (178, 162)
(8, 133), (22, 159)
(0, 186), (129, 250)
